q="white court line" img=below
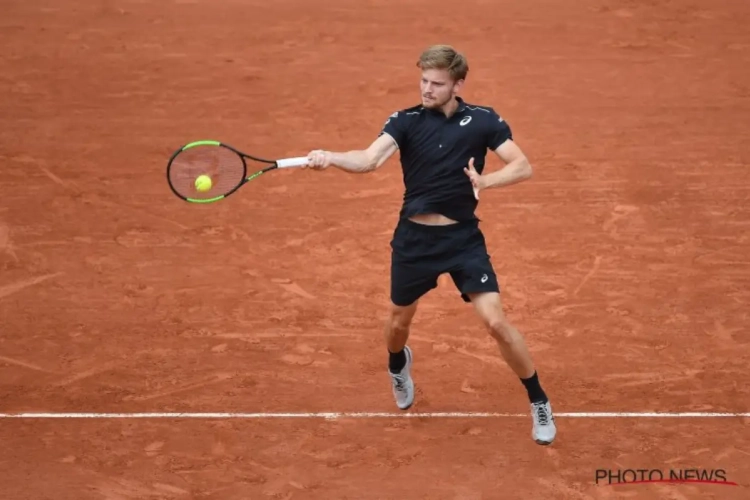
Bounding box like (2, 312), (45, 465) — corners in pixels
(0, 412), (748, 419)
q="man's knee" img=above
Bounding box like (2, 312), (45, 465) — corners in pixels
(387, 302), (417, 333)
(470, 292), (518, 345)
(486, 317), (517, 345)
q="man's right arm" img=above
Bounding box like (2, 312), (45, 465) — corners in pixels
(305, 111), (404, 173)
(323, 133), (399, 173)
(305, 134), (398, 173)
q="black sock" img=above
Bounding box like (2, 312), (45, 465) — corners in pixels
(521, 371), (548, 404)
(388, 349), (406, 373)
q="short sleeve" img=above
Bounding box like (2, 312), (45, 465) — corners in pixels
(379, 111), (407, 149)
(486, 109), (513, 150)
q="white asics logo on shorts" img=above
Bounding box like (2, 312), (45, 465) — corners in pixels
(481, 274), (488, 283)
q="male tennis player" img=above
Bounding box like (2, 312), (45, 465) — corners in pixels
(304, 45), (556, 445)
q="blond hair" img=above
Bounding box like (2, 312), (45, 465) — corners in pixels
(416, 45), (469, 81)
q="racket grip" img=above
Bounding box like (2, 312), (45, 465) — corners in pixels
(276, 157), (309, 168)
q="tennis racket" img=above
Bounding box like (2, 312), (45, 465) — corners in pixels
(166, 140), (309, 203)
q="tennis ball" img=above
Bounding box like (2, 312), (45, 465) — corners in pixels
(195, 174), (212, 192)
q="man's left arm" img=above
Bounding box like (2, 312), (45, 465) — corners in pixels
(464, 110), (533, 197)
(479, 139), (533, 189)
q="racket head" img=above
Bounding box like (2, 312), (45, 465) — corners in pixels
(166, 140), (249, 203)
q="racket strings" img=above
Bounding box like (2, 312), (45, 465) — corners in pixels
(168, 146), (245, 200)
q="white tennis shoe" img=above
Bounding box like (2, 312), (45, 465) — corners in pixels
(389, 346), (414, 410)
(531, 400), (556, 445)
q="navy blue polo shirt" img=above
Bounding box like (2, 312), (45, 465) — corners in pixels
(379, 96), (512, 222)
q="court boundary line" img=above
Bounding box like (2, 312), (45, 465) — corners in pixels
(0, 412), (748, 419)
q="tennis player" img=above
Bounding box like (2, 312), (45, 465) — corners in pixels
(304, 45), (556, 445)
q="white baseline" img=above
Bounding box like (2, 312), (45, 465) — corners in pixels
(0, 412), (748, 419)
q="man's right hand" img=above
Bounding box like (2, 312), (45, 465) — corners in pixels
(305, 150), (332, 170)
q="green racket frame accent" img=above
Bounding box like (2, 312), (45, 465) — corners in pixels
(182, 140), (221, 150)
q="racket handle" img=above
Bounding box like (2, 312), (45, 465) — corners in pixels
(276, 157), (309, 169)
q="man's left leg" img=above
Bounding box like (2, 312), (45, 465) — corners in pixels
(467, 290), (556, 445)
(447, 225), (557, 445)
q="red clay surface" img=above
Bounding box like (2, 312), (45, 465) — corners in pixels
(1, 0), (749, 498)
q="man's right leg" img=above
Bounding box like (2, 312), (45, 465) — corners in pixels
(387, 218), (442, 410)
(387, 264), (434, 411)
(384, 300), (419, 410)
(385, 300), (418, 359)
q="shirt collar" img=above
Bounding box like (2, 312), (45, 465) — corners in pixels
(424, 96), (467, 117)
(455, 96), (467, 112)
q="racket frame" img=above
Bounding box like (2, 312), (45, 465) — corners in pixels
(166, 140), (306, 203)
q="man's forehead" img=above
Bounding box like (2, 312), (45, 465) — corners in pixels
(421, 71), (450, 83)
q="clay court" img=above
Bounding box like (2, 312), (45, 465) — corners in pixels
(1, 0), (749, 498)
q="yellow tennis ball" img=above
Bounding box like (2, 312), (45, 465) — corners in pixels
(195, 174), (212, 192)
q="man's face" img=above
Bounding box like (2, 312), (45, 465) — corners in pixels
(420, 68), (462, 108)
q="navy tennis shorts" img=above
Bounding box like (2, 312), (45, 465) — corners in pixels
(389, 218), (500, 306)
